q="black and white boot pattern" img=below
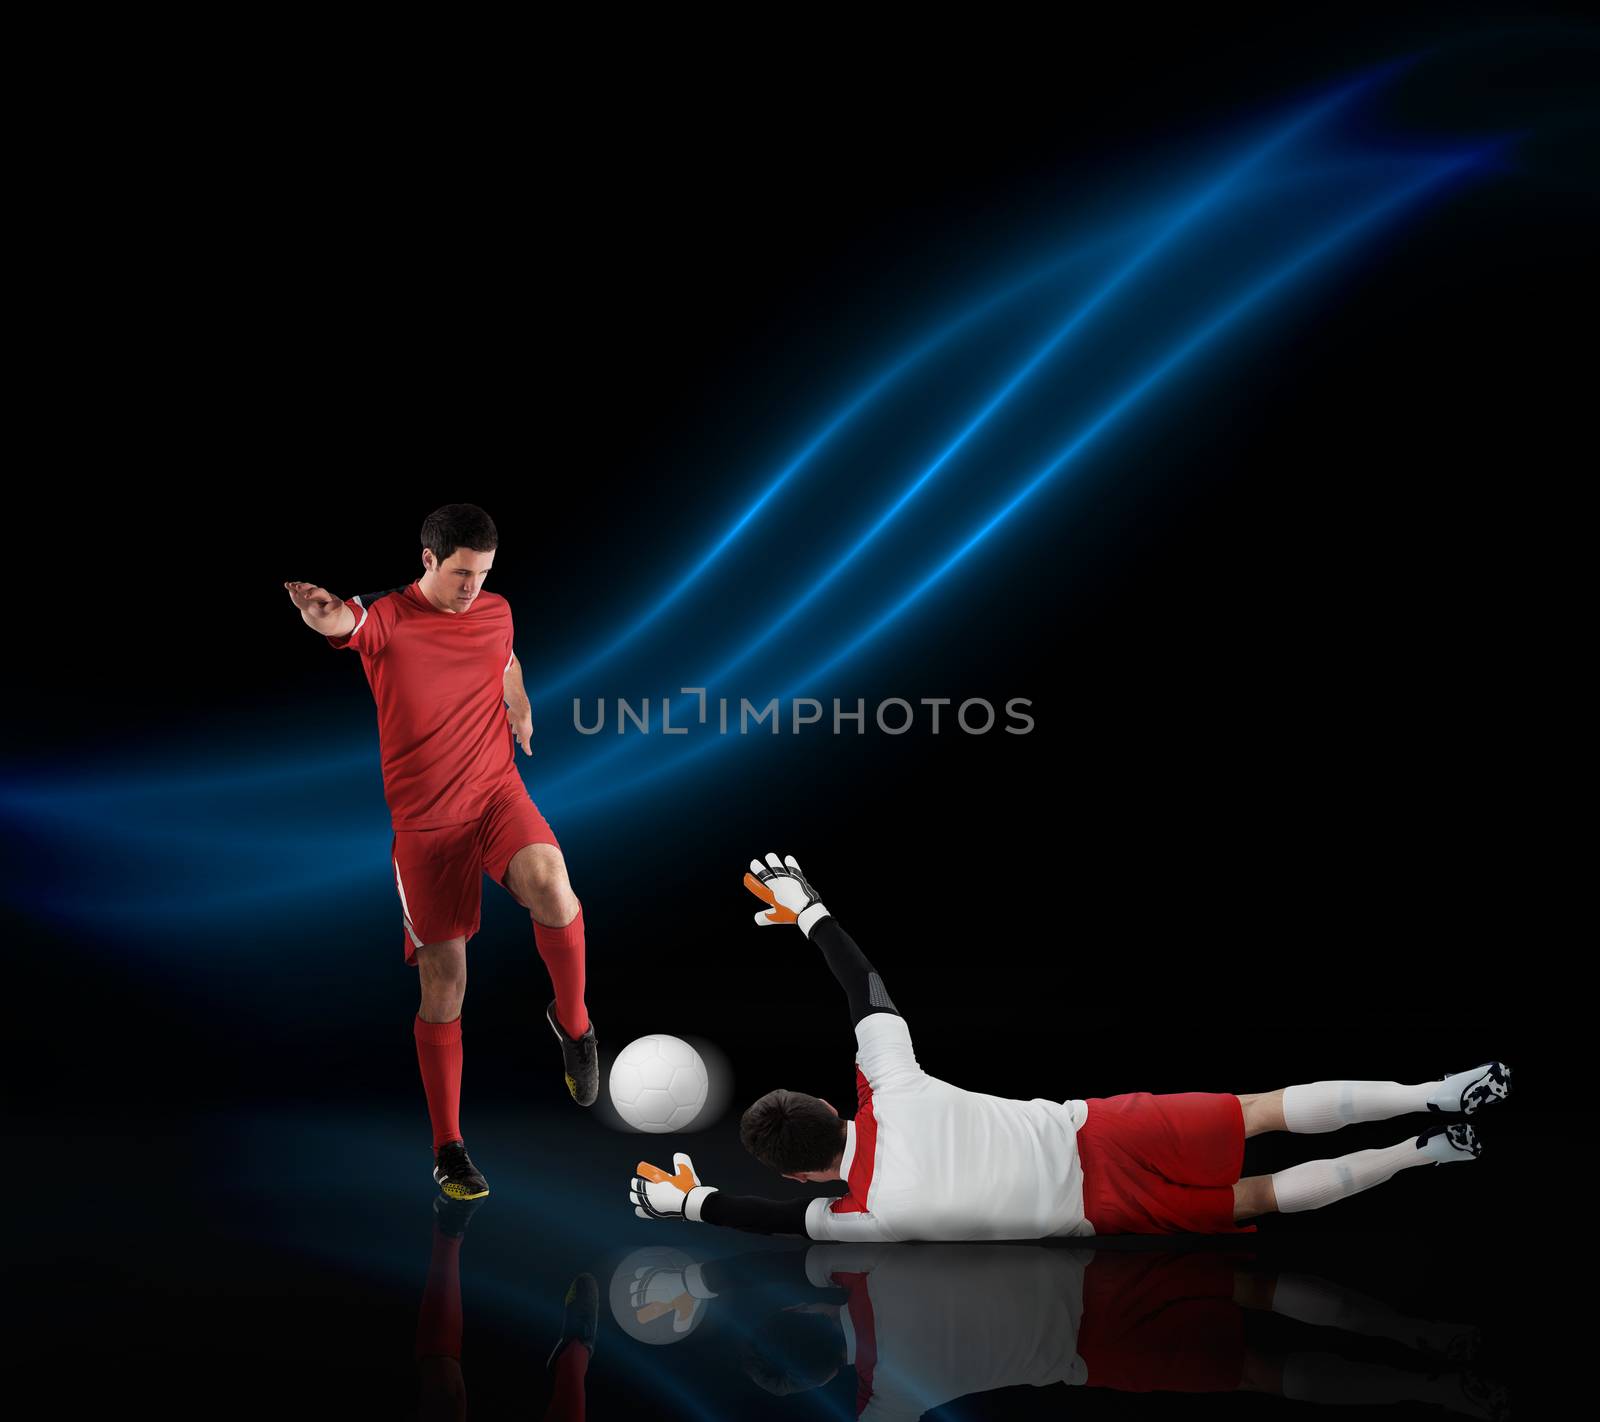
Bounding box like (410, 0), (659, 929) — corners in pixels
(1416, 1119), (1481, 1162)
(1427, 1062), (1512, 1116)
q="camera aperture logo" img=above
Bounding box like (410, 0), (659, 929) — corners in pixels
(574, 689), (1034, 736)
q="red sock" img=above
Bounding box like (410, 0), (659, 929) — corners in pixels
(545, 1338), (589, 1422)
(415, 1013), (464, 1150)
(416, 1228), (464, 1360)
(533, 901), (588, 1038)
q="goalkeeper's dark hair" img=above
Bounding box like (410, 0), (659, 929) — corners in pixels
(421, 504), (498, 567)
(739, 1090), (847, 1173)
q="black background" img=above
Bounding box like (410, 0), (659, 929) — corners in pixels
(11, 7), (1588, 1416)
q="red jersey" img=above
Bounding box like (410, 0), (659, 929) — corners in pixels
(326, 579), (520, 829)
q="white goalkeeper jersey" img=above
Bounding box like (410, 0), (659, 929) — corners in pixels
(803, 1012), (1092, 1242)
(806, 1243), (1090, 1420)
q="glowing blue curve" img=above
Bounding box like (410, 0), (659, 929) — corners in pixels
(790, 158), (1488, 689)
(0, 175), (1401, 819)
(0, 784), (374, 836)
(9, 854), (384, 922)
(538, 83), (1379, 801)
(537, 69), (1393, 699)
(682, 78), (1366, 677)
(551, 154), (1484, 818)
(534, 222), (1142, 698)
(0, 164), (1476, 889)
(0, 746), (378, 801)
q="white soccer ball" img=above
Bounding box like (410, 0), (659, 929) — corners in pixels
(609, 1034), (709, 1133)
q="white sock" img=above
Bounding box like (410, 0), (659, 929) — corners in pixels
(1270, 1274), (1479, 1356)
(1281, 1069), (1482, 1133)
(1271, 1132), (1467, 1213)
(1281, 1352), (1478, 1411)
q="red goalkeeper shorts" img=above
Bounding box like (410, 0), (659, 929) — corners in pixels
(389, 778), (559, 965)
(1077, 1091), (1257, 1235)
(1078, 1250), (1246, 1391)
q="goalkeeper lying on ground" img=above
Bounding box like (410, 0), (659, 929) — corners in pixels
(629, 854), (1510, 1240)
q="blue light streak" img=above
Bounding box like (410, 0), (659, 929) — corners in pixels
(547, 153), (1486, 816)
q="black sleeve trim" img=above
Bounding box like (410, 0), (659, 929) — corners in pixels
(810, 916), (902, 1027)
(699, 1192), (813, 1236)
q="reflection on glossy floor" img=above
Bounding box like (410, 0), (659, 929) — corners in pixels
(413, 1204), (1508, 1420)
(42, 1104), (1519, 1418)
(603, 1241), (1502, 1419)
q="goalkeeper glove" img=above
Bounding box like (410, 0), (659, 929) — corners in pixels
(631, 1152), (718, 1222)
(630, 1259), (717, 1335)
(743, 852), (831, 936)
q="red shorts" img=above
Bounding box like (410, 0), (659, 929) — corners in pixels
(389, 777), (559, 966)
(1077, 1092), (1257, 1235)
(1078, 1250), (1246, 1391)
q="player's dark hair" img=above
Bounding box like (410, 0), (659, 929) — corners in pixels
(739, 1090), (847, 1173)
(421, 504), (498, 568)
(741, 1309), (844, 1396)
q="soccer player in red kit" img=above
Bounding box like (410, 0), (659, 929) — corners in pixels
(285, 503), (598, 1202)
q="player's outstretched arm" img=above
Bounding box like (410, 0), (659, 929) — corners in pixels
(630, 1153), (811, 1236)
(284, 581), (356, 638)
(743, 853), (903, 1027)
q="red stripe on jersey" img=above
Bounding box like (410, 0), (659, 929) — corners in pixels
(831, 1065), (879, 1215)
(833, 1272), (877, 1418)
